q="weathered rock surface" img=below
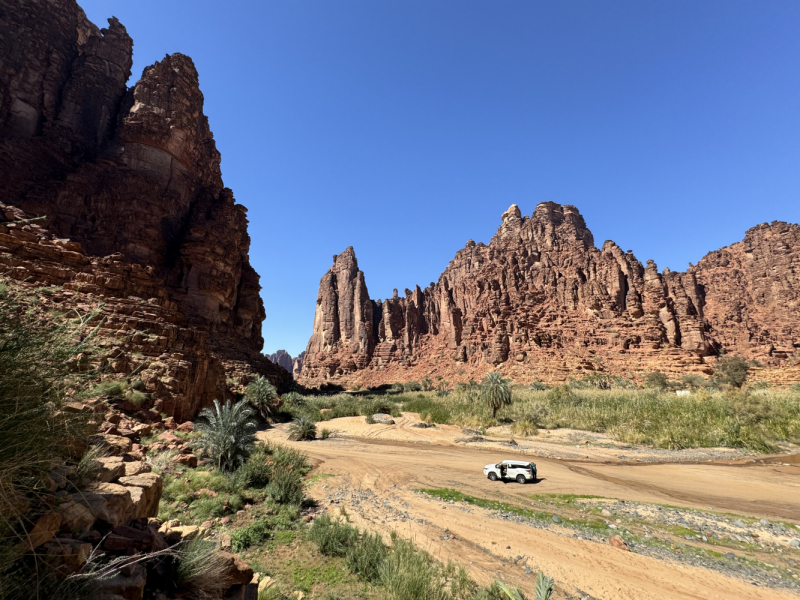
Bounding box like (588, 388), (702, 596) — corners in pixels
(301, 203), (799, 386)
(292, 351), (306, 378)
(266, 349), (294, 373)
(0, 0), (288, 418)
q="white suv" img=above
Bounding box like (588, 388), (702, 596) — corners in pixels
(484, 460), (537, 484)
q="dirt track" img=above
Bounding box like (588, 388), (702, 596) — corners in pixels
(259, 414), (800, 600)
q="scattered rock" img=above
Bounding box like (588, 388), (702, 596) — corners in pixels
(609, 535), (630, 551)
(369, 414), (395, 425)
(172, 453), (198, 468)
(16, 512), (62, 552)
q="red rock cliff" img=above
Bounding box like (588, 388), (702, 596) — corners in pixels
(0, 0), (289, 417)
(300, 202), (799, 386)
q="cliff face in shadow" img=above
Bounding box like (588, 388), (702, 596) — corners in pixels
(0, 0), (288, 418)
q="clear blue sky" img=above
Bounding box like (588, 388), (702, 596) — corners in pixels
(81, 1), (800, 358)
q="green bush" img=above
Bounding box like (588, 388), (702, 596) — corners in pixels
(380, 538), (449, 600)
(714, 355), (751, 388)
(267, 466), (305, 505)
(231, 517), (272, 552)
(196, 399), (258, 470)
(644, 371), (669, 389)
(421, 376), (434, 392)
(529, 381), (549, 391)
(404, 382), (422, 392)
(282, 391), (304, 407)
(308, 514), (359, 557)
(346, 531), (388, 583)
(401, 396), (452, 424)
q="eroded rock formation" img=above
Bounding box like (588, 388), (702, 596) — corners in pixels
(266, 350), (294, 374)
(0, 0), (288, 417)
(300, 202), (799, 386)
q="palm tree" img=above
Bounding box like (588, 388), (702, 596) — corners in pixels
(245, 375), (278, 421)
(196, 399), (257, 470)
(496, 572), (553, 600)
(481, 372), (512, 419)
(288, 416), (317, 441)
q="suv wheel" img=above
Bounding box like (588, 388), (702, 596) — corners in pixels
(488, 472), (498, 481)
(516, 474), (526, 484)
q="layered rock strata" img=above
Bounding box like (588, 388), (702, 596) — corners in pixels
(300, 203), (799, 386)
(0, 0), (288, 416)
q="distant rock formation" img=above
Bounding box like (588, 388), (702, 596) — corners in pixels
(0, 0), (288, 418)
(300, 202), (799, 386)
(266, 350), (294, 374)
(292, 351), (305, 378)
(264, 350), (306, 379)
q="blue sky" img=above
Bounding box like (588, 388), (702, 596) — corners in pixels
(81, 1), (800, 358)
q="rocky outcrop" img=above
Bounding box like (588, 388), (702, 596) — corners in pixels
(300, 202), (799, 386)
(0, 0), (288, 417)
(292, 351), (305, 378)
(266, 349), (294, 374)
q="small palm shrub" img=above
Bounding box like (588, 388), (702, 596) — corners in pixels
(281, 391), (304, 407)
(481, 372), (512, 418)
(534, 572), (554, 600)
(245, 376), (278, 421)
(288, 416), (317, 441)
(420, 376), (434, 391)
(196, 399), (257, 470)
(529, 381), (549, 391)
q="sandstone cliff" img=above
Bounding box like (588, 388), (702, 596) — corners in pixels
(300, 202), (799, 386)
(0, 0), (288, 417)
(266, 350), (295, 374)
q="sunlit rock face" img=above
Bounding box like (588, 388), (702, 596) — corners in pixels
(301, 202), (799, 386)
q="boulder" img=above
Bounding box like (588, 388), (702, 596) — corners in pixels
(89, 434), (133, 456)
(609, 535), (630, 551)
(157, 431), (181, 444)
(76, 483), (133, 527)
(176, 421), (194, 432)
(217, 551), (254, 585)
(40, 538), (92, 572)
(56, 500), (95, 534)
(103, 525), (155, 552)
(123, 461), (151, 476)
(118, 473), (162, 519)
(96, 456), (126, 482)
(172, 453), (198, 467)
(16, 512), (61, 552)
(96, 562), (146, 600)
(369, 414), (395, 425)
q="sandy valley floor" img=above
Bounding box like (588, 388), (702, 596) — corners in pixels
(259, 413), (800, 600)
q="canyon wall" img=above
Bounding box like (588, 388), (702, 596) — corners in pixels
(0, 0), (289, 417)
(300, 203), (799, 386)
